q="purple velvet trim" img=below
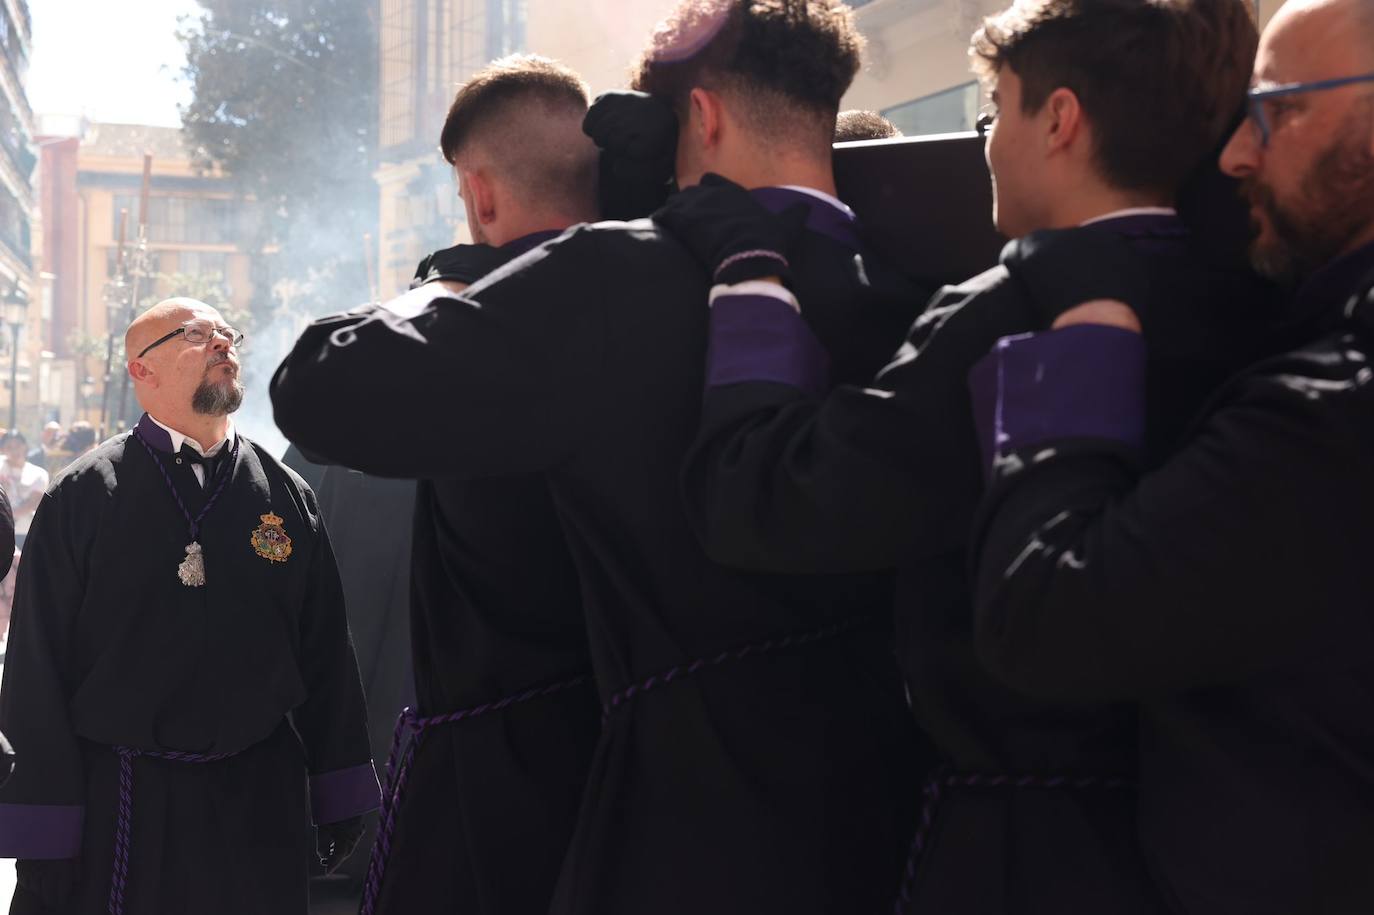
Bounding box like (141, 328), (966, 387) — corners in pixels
(751, 187), (861, 250)
(310, 763), (381, 824)
(133, 413), (173, 453)
(968, 325), (1146, 476)
(707, 295), (830, 397)
(0, 803), (84, 858)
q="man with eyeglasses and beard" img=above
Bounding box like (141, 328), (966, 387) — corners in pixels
(962, 0), (1374, 912)
(0, 297), (378, 915)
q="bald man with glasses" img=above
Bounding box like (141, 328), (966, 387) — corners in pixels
(963, 1), (1374, 912)
(0, 298), (378, 915)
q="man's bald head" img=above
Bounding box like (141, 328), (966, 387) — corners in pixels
(439, 55), (598, 221)
(1268, 0), (1374, 72)
(126, 297), (243, 420)
(126, 297), (224, 362)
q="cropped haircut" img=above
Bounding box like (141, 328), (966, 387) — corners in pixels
(835, 109), (902, 142)
(439, 55), (598, 216)
(971, 0), (1259, 195)
(631, 0), (864, 153)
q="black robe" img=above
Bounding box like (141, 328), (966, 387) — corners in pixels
(969, 245), (1374, 915)
(271, 190), (929, 915)
(681, 214), (1285, 913)
(0, 415), (377, 915)
(360, 234), (603, 915)
(308, 465), (413, 892)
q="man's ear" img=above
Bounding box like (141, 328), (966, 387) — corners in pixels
(127, 358), (155, 386)
(1044, 87), (1085, 157)
(462, 168), (498, 226)
(688, 87), (724, 153)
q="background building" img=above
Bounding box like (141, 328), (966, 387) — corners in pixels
(35, 120), (258, 432)
(0, 0), (35, 432)
(376, 0), (1284, 297)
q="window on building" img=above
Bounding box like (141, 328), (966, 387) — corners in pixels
(176, 251), (228, 279)
(882, 82), (980, 137)
(111, 196), (240, 245)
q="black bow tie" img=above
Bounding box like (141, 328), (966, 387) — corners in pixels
(177, 445), (226, 483)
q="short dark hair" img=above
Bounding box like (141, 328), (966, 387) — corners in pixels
(1, 430), (26, 448)
(439, 54), (597, 217)
(632, 0), (864, 151)
(440, 54), (590, 164)
(835, 109), (902, 142)
(971, 0), (1258, 195)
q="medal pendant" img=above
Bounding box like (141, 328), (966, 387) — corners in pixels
(178, 541), (207, 587)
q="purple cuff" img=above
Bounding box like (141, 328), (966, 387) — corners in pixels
(706, 295), (829, 397)
(310, 763), (381, 824)
(0, 803), (84, 858)
(968, 325), (1146, 476)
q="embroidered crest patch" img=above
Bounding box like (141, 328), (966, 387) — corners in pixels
(251, 512), (293, 563)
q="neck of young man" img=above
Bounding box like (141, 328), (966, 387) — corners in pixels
(1045, 181), (1173, 230)
(721, 148), (839, 199)
(152, 409), (231, 453)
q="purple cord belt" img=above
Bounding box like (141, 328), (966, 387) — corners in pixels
(891, 769), (1135, 914)
(360, 615), (870, 914)
(359, 674), (592, 915)
(601, 615), (870, 717)
(108, 745), (239, 915)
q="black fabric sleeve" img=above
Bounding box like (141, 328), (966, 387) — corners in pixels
(683, 283), (1024, 574)
(293, 488), (379, 825)
(971, 371), (1374, 703)
(270, 230), (606, 480)
(0, 490), (88, 857)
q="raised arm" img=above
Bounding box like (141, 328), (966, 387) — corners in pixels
(968, 325), (1374, 702)
(270, 231), (606, 479)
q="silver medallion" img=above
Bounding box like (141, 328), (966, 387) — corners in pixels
(178, 541), (206, 587)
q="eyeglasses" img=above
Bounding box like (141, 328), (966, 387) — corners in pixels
(1246, 71), (1374, 146)
(137, 319), (245, 358)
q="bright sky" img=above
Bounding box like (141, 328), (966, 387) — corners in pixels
(28, 0), (203, 128)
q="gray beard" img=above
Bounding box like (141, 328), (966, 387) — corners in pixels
(192, 376), (245, 416)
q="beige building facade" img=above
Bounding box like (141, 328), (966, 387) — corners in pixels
(36, 122), (257, 432)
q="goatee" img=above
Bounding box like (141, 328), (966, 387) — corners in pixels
(192, 376), (245, 416)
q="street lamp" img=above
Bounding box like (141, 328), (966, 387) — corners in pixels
(1, 282), (28, 431)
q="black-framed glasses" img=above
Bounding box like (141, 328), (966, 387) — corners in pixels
(1246, 71), (1374, 146)
(136, 319), (245, 358)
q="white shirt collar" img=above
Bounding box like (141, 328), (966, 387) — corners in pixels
(146, 414), (236, 457)
(776, 185), (857, 221)
(1080, 206), (1178, 227)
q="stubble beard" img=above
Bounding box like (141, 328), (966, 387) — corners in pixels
(1245, 128), (1374, 284)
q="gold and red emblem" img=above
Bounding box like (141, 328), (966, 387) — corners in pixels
(250, 512), (293, 563)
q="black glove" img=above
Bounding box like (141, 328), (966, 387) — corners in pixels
(0, 729), (13, 788)
(583, 90), (679, 221)
(16, 858), (80, 910)
(316, 815), (365, 875)
(411, 244), (510, 289)
(653, 174), (810, 287)
(1000, 226), (1150, 331)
